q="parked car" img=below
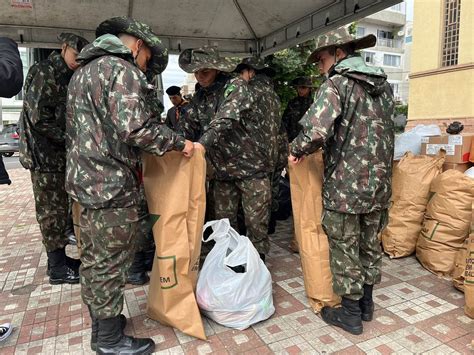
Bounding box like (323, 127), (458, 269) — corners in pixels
(0, 124), (19, 157)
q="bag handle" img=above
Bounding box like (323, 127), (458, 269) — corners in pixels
(202, 218), (232, 242)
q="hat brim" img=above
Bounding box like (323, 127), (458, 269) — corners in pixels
(178, 48), (238, 73)
(307, 34), (376, 64)
(96, 18), (168, 75)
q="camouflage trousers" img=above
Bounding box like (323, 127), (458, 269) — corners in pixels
(135, 189), (154, 253)
(78, 205), (142, 319)
(214, 177), (271, 254)
(30, 171), (69, 252)
(321, 208), (388, 300)
(270, 169), (283, 214)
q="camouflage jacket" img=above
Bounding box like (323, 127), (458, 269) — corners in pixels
(19, 51), (74, 172)
(179, 74), (229, 142)
(65, 34), (185, 209)
(290, 55), (395, 214)
(282, 94), (313, 143)
(204, 77), (275, 180)
(250, 74), (286, 171)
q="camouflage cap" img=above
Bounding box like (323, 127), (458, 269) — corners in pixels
(178, 46), (239, 73)
(96, 16), (168, 75)
(290, 76), (316, 87)
(57, 33), (90, 52)
(307, 26), (376, 64)
(234, 57), (276, 77)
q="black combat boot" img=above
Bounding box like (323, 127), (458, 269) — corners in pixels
(143, 248), (155, 272)
(89, 307), (127, 351)
(359, 284), (375, 321)
(127, 251), (150, 285)
(47, 248), (80, 285)
(321, 297), (363, 335)
(267, 213), (277, 235)
(96, 316), (154, 355)
(47, 255), (81, 276)
(64, 215), (77, 246)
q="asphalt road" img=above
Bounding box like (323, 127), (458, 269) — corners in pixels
(3, 153), (22, 170)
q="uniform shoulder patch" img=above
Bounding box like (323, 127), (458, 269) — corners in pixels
(224, 84), (237, 98)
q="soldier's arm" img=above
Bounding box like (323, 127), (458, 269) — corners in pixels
(290, 80), (341, 157)
(108, 67), (185, 155)
(26, 65), (66, 145)
(177, 102), (201, 141)
(198, 79), (252, 150)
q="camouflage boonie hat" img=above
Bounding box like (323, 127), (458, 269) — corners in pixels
(234, 57), (276, 77)
(96, 16), (168, 75)
(178, 46), (238, 73)
(307, 26), (376, 64)
(57, 33), (89, 52)
(290, 76), (316, 88)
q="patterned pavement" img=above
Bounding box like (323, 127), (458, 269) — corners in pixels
(0, 167), (473, 354)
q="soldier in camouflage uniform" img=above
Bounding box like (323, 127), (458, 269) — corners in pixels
(190, 57), (276, 261)
(178, 46), (238, 253)
(19, 33), (89, 285)
(282, 76), (316, 142)
(243, 58), (286, 235)
(289, 27), (394, 335)
(66, 17), (194, 354)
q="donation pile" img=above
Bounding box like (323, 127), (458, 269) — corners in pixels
(288, 150), (340, 312)
(143, 150), (207, 340)
(196, 219), (275, 330)
(416, 169), (474, 277)
(381, 152), (445, 258)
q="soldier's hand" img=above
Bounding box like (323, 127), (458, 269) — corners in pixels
(194, 142), (206, 152)
(182, 139), (195, 158)
(288, 154), (304, 165)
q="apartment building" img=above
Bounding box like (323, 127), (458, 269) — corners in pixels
(356, 2), (408, 104)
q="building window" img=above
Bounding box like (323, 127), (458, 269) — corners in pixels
(442, 0), (461, 67)
(356, 27), (365, 39)
(362, 51), (375, 65)
(389, 83), (399, 94)
(390, 4), (402, 12)
(383, 54), (401, 67)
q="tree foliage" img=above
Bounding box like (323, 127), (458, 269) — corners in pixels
(265, 23), (357, 111)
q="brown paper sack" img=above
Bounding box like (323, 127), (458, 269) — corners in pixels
(452, 239), (468, 292)
(71, 201), (82, 256)
(464, 205), (474, 318)
(143, 150), (207, 340)
(288, 151), (340, 312)
(382, 153), (444, 258)
(416, 170), (474, 277)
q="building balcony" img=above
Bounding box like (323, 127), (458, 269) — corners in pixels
(363, 10), (406, 27)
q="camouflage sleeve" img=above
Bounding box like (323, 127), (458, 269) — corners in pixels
(108, 67), (185, 154)
(26, 65), (65, 145)
(178, 101), (201, 141)
(290, 80), (342, 157)
(199, 79), (252, 150)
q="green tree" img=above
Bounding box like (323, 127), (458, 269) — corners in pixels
(265, 23), (357, 110)
(264, 39), (320, 111)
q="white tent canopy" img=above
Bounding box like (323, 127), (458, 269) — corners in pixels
(0, 0), (400, 55)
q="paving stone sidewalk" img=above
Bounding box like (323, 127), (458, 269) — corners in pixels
(0, 168), (473, 354)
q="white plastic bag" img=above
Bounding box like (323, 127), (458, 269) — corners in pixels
(393, 125), (442, 161)
(465, 167), (474, 178)
(196, 219), (275, 330)
(410, 124), (442, 137)
(394, 131), (423, 160)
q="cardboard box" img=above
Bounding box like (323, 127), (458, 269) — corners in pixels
(442, 162), (473, 173)
(421, 134), (473, 163)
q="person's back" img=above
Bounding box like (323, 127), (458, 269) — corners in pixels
(66, 34), (183, 209)
(314, 55), (394, 213)
(20, 51), (73, 172)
